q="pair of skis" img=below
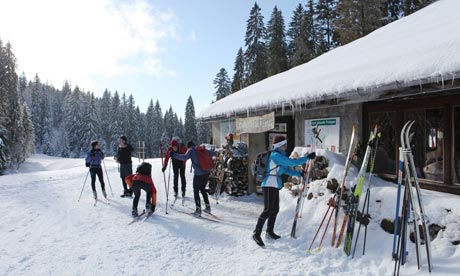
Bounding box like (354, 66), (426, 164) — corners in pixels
(392, 120), (432, 275)
(94, 197), (109, 206)
(307, 125), (358, 253)
(170, 204), (220, 223)
(342, 125), (380, 256)
(128, 209), (154, 225)
(291, 125), (322, 238)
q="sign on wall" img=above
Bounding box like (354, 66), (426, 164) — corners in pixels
(235, 112), (275, 134)
(304, 117), (340, 153)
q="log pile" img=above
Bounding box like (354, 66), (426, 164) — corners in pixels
(207, 142), (249, 197)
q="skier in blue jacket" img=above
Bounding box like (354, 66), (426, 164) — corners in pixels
(85, 140), (107, 200)
(170, 141), (216, 216)
(253, 135), (316, 247)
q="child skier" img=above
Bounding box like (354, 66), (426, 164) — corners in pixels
(125, 162), (157, 217)
(85, 140), (107, 200)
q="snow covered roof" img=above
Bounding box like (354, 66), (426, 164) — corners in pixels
(200, 0), (460, 119)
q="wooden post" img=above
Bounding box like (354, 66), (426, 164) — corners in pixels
(138, 141), (146, 162)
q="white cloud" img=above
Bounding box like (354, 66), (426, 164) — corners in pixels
(0, 0), (179, 90)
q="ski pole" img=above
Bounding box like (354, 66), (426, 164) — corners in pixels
(78, 159), (93, 202)
(102, 159), (114, 196)
(307, 194), (335, 253)
(160, 142), (169, 214)
(78, 169), (91, 202)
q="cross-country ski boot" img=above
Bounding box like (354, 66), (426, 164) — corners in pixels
(93, 191), (97, 200)
(204, 204), (211, 214)
(266, 231), (281, 240)
(193, 207), (201, 217)
(132, 208), (138, 218)
(253, 231), (265, 248)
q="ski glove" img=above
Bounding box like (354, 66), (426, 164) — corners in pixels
(85, 162), (90, 167)
(307, 152), (316, 160)
(162, 167), (166, 173)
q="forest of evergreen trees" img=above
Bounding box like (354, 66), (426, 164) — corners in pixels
(0, 38), (210, 174)
(213, 0), (435, 101)
(17, 76), (211, 160)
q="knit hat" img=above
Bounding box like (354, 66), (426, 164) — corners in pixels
(120, 135), (127, 143)
(272, 135), (287, 148)
(91, 140), (98, 148)
(171, 140), (179, 147)
(187, 141), (195, 148)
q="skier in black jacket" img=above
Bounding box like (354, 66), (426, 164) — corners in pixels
(115, 135), (134, 197)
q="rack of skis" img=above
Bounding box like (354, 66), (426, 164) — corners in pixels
(291, 121), (432, 275)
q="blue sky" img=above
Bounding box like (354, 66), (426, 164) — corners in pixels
(0, 0), (303, 118)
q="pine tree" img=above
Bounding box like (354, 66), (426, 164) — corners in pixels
(197, 119), (211, 145)
(316, 0), (339, 54)
(63, 86), (83, 157)
(110, 91), (123, 153)
(152, 100), (164, 157)
(126, 94), (137, 144)
(384, 0), (403, 22)
(213, 68), (231, 101)
(287, 4), (305, 68)
(164, 106), (175, 140)
(288, 2), (318, 67)
(80, 92), (100, 153)
(184, 95), (197, 145)
(144, 100), (155, 157)
(133, 106), (143, 153)
(99, 89), (112, 153)
(266, 6), (288, 76)
(403, 0), (434, 16)
(244, 2), (267, 86)
(231, 48), (245, 93)
(334, 0), (385, 46)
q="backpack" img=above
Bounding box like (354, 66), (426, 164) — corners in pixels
(252, 150), (278, 182)
(195, 146), (214, 171)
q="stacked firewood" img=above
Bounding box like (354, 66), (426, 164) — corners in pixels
(207, 142), (249, 197)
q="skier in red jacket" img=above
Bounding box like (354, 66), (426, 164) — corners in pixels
(162, 139), (187, 198)
(125, 162), (157, 217)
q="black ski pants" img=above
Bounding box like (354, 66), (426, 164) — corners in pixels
(119, 163), (132, 192)
(132, 181), (153, 211)
(255, 187), (280, 235)
(193, 173), (210, 210)
(172, 161), (186, 194)
(90, 167), (105, 192)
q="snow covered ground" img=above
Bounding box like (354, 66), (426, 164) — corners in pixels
(1, 152), (459, 276)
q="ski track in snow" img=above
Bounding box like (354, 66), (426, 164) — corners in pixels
(0, 154), (459, 276)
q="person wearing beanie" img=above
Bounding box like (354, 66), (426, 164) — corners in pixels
(169, 141), (215, 217)
(252, 135), (316, 248)
(162, 138), (187, 198)
(85, 140), (107, 200)
(115, 135), (134, 197)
